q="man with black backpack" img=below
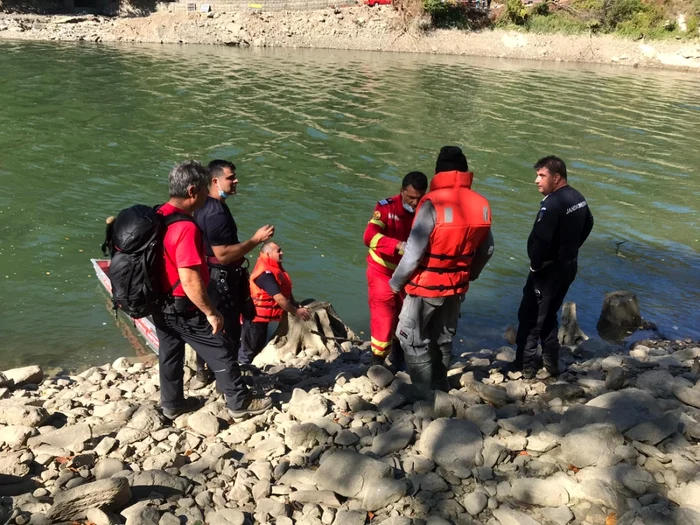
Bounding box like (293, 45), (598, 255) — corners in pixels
(152, 160), (272, 419)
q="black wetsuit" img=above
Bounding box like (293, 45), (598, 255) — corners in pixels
(515, 185), (594, 371)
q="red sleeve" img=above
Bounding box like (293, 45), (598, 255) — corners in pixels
(363, 204), (401, 256)
(170, 222), (205, 268)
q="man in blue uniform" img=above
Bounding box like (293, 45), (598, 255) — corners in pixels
(514, 156), (594, 379)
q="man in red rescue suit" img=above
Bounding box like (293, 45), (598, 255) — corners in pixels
(364, 172), (428, 368)
(389, 147), (495, 394)
(239, 242), (311, 364)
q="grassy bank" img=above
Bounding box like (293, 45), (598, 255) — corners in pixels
(423, 0), (700, 40)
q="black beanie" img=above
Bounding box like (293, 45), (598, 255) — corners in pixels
(435, 146), (468, 174)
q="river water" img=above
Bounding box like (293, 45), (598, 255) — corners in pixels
(0, 41), (698, 371)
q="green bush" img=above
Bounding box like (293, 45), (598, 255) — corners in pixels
(423, 0), (472, 28)
(526, 12), (591, 33)
(687, 14), (699, 34)
(504, 0), (529, 24)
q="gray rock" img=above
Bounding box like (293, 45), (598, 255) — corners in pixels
(543, 506), (574, 525)
(125, 470), (189, 500)
(255, 497), (288, 518)
(561, 423), (624, 468)
(3, 366), (43, 387)
(674, 386), (700, 409)
(511, 478), (569, 507)
(361, 477), (407, 511)
(526, 432), (559, 453)
(669, 478), (700, 508)
(492, 506), (540, 525)
(418, 419), (483, 474)
(0, 404), (49, 428)
(205, 509), (246, 525)
(285, 423), (328, 449)
(498, 415), (532, 434)
(314, 450), (392, 498)
(47, 478), (131, 522)
(605, 367), (626, 390)
(27, 423), (91, 451)
(371, 423), (414, 456)
(624, 413), (679, 445)
(302, 417), (342, 436)
(545, 383), (585, 401)
(86, 508), (120, 525)
(289, 490), (341, 507)
(204, 509), (245, 525)
(0, 450), (32, 477)
(186, 409), (220, 437)
(120, 502), (160, 525)
(334, 429), (359, 446)
(0, 425), (34, 448)
(288, 389), (329, 420)
(463, 491), (488, 516)
(128, 405), (165, 433)
(158, 512), (180, 525)
(482, 439), (507, 468)
(460, 376), (508, 407)
(586, 389), (662, 432)
(418, 472), (448, 492)
(574, 465), (654, 496)
(242, 436), (286, 462)
(367, 365), (394, 389)
(377, 393), (407, 414)
(332, 510), (367, 525)
(462, 404), (496, 426)
(636, 370), (675, 398)
(95, 458), (126, 480)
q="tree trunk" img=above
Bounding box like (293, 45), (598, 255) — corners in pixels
(255, 301), (359, 366)
(558, 301), (588, 346)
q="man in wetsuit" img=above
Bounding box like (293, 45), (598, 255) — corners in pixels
(192, 159), (274, 388)
(239, 242), (311, 364)
(514, 155), (594, 379)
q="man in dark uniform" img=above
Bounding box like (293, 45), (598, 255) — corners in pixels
(192, 159), (274, 388)
(514, 156), (594, 379)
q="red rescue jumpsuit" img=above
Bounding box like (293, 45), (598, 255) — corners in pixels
(363, 196), (415, 358)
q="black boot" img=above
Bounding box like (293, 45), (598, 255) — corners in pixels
(404, 351), (434, 400)
(430, 344), (451, 392)
(370, 354), (385, 367)
(543, 352), (561, 377)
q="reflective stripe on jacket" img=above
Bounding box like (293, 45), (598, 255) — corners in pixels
(363, 195), (413, 276)
(405, 170), (492, 298)
(249, 253), (293, 323)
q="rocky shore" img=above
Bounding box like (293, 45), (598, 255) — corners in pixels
(1, 8), (700, 71)
(2, 330), (700, 525)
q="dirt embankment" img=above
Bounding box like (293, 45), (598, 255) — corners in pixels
(1, 6), (700, 70)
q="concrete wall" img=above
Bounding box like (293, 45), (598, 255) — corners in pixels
(162, 0), (357, 12)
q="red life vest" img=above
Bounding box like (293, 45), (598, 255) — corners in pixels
(405, 170), (492, 298)
(249, 253), (293, 323)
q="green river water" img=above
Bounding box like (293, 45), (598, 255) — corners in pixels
(0, 40), (699, 371)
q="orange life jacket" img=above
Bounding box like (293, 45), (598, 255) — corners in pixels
(405, 170), (492, 298)
(249, 253), (293, 323)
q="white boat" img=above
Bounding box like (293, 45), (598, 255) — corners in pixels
(90, 258), (159, 354)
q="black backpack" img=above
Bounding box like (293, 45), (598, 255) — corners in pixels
(104, 205), (195, 319)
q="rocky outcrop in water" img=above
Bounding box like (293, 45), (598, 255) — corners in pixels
(1, 334), (700, 525)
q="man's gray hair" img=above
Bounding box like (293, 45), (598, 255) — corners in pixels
(168, 160), (209, 198)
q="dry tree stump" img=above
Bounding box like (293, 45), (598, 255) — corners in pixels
(254, 300), (359, 366)
(559, 301), (588, 346)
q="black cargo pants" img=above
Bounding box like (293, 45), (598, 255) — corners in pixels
(515, 261), (577, 371)
(153, 310), (249, 411)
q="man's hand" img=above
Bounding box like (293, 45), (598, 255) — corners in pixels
(206, 310), (225, 334)
(397, 242), (406, 254)
(295, 307), (312, 321)
(253, 224), (275, 244)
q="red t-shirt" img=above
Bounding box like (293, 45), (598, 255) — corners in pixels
(158, 203), (209, 297)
